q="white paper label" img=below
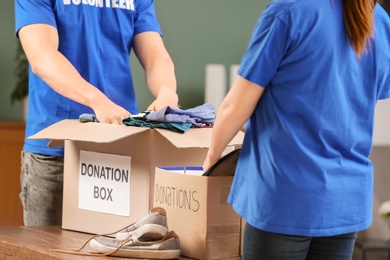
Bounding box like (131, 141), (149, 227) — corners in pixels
(78, 150), (131, 216)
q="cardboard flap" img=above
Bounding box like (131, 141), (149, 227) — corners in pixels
(29, 119), (149, 143)
(48, 139), (65, 148)
(155, 128), (245, 148)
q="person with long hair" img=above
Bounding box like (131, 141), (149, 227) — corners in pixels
(203, 0), (390, 259)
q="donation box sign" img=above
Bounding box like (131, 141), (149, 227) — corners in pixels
(78, 150), (131, 217)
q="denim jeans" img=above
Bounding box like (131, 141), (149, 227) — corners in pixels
(243, 222), (357, 260)
(19, 151), (64, 226)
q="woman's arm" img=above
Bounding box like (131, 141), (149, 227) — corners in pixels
(203, 76), (265, 171)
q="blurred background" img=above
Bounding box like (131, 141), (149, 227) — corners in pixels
(0, 1), (390, 259)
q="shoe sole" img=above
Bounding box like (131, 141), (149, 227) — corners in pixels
(116, 224), (169, 241)
(89, 239), (180, 259)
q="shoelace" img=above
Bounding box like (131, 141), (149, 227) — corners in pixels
(52, 230), (178, 257)
(51, 207), (169, 256)
(50, 221), (139, 256)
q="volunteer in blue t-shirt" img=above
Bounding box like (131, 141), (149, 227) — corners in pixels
(15, 0), (179, 226)
(203, 0), (390, 259)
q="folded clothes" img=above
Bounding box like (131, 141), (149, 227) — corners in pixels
(145, 103), (215, 127)
(79, 103), (214, 134)
(122, 117), (192, 133)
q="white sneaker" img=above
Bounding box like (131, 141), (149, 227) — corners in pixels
(89, 230), (181, 259)
(115, 207), (169, 241)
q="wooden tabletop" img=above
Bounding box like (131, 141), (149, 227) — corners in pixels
(0, 226), (195, 260)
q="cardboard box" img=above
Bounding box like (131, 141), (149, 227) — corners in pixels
(153, 166), (242, 260)
(29, 119), (244, 235)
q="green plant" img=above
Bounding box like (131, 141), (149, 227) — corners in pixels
(11, 40), (29, 104)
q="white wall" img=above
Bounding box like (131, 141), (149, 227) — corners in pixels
(373, 99), (390, 145)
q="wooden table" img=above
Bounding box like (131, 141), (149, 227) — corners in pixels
(0, 226), (195, 259)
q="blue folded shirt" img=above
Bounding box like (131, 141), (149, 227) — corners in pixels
(145, 103), (215, 127)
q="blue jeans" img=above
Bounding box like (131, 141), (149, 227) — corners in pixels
(243, 222), (357, 260)
(19, 151), (64, 226)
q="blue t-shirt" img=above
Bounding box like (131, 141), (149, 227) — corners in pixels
(15, 0), (162, 156)
(228, 0), (390, 236)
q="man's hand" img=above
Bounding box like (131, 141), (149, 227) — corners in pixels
(147, 87), (179, 111)
(90, 94), (131, 124)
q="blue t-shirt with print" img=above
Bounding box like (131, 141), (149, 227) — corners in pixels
(228, 0), (390, 236)
(15, 0), (162, 156)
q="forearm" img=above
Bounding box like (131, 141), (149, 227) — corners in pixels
(30, 49), (106, 110)
(19, 24), (107, 110)
(144, 54), (179, 110)
(145, 56), (177, 97)
(29, 49), (130, 123)
(207, 98), (247, 163)
(134, 32), (178, 109)
(204, 76), (265, 170)
(19, 24), (131, 124)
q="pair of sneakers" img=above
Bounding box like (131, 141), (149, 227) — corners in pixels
(53, 207), (180, 259)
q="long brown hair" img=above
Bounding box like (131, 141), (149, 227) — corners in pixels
(343, 0), (378, 58)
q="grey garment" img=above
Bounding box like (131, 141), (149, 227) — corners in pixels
(79, 113), (99, 123)
(20, 151), (64, 226)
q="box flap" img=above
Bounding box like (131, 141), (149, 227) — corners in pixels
(155, 128), (244, 148)
(29, 119), (149, 143)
